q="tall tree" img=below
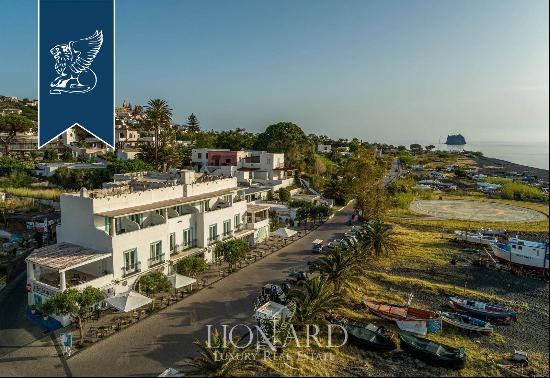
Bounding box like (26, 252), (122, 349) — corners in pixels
(343, 146), (390, 220)
(186, 113), (200, 133)
(145, 99), (173, 170)
(0, 114), (35, 154)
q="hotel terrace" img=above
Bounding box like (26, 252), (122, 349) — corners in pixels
(26, 170), (271, 325)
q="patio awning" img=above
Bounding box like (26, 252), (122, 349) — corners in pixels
(168, 274), (197, 289)
(105, 290), (152, 312)
(271, 227), (297, 238)
(158, 368), (184, 377)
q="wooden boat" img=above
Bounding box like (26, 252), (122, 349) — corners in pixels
(364, 298), (441, 335)
(344, 323), (397, 352)
(439, 311), (494, 334)
(364, 299), (439, 321)
(399, 333), (466, 370)
(448, 297), (517, 321)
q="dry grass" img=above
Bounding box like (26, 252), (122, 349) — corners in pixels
(2, 186), (62, 200)
(260, 335), (361, 376)
(367, 271), (526, 309)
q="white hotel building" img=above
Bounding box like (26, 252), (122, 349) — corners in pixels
(26, 170), (270, 323)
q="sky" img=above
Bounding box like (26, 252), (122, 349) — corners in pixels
(1, 0), (548, 146)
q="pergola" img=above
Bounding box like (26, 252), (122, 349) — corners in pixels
(26, 243), (111, 291)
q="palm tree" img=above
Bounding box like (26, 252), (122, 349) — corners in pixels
(287, 276), (343, 325)
(188, 329), (255, 377)
(317, 246), (363, 292)
(357, 219), (398, 257)
(145, 99), (172, 170)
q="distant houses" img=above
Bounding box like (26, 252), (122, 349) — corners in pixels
(317, 144), (332, 154)
(191, 148), (294, 191)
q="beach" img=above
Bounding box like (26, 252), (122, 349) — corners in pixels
(474, 155), (549, 184)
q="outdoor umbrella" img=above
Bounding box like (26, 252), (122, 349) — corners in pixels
(168, 273), (197, 289)
(270, 227), (297, 238)
(105, 290), (152, 312)
(158, 368), (184, 377)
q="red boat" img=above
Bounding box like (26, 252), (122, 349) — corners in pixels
(363, 299), (439, 321)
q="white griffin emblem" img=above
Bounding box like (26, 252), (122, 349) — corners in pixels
(49, 30), (103, 94)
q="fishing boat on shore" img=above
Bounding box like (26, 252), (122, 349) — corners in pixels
(363, 298), (441, 335)
(491, 237), (549, 273)
(454, 230), (497, 246)
(448, 297), (517, 321)
(439, 311), (494, 334)
(399, 332), (466, 370)
(344, 323), (397, 352)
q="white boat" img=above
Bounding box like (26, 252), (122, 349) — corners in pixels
(454, 230), (497, 246)
(491, 237), (549, 272)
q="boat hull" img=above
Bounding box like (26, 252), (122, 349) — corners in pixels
(449, 297), (517, 321)
(491, 243), (549, 271)
(440, 312), (494, 334)
(345, 324), (397, 352)
(399, 333), (466, 370)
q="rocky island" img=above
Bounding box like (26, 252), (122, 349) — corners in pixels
(445, 134), (467, 145)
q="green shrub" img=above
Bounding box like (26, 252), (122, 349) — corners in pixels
(500, 181), (546, 201)
(392, 192), (415, 209)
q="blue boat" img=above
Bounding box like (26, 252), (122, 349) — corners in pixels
(449, 297), (517, 322)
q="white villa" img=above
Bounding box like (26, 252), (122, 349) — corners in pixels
(26, 170), (271, 325)
(191, 148), (294, 190)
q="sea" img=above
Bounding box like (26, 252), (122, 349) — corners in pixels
(398, 140), (549, 170)
(440, 141), (549, 171)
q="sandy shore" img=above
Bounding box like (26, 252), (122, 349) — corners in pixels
(474, 155), (549, 184)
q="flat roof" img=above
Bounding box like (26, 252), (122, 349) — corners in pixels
(26, 243), (110, 272)
(244, 187), (271, 195)
(96, 188), (235, 218)
(247, 204), (270, 213)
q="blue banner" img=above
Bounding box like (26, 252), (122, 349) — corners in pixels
(39, 0), (115, 148)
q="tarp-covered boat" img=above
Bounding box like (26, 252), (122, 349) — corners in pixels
(345, 323), (397, 352)
(399, 333), (466, 370)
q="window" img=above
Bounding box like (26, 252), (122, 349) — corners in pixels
(150, 241), (162, 261)
(198, 153), (202, 159)
(223, 219), (231, 236)
(169, 233), (176, 253)
(234, 214), (241, 229)
(183, 228), (193, 248)
(208, 224), (218, 244)
(123, 248), (138, 274)
(104, 217), (110, 234)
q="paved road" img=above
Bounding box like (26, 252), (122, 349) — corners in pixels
(0, 202), (355, 377)
(384, 158), (402, 186)
(0, 273), (47, 358)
